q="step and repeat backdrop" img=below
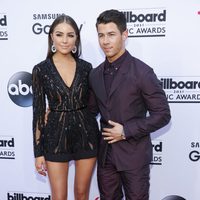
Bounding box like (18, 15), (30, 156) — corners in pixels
(1, 0), (200, 199)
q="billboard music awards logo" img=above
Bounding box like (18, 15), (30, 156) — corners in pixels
(7, 192), (50, 200)
(0, 135), (15, 159)
(121, 7), (166, 37)
(151, 140), (163, 165)
(189, 142), (200, 162)
(0, 13), (8, 40)
(159, 76), (200, 103)
(7, 71), (32, 107)
(32, 13), (83, 35)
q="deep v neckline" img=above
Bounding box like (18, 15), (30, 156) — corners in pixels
(50, 57), (77, 89)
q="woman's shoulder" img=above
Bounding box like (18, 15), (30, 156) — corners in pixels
(33, 58), (51, 72)
(77, 58), (92, 71)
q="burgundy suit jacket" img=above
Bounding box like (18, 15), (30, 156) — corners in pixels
(89, 51), (171, 171)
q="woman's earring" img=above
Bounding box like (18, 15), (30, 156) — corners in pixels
(72, 46), (77, 54)
(51, 44), (56, 53)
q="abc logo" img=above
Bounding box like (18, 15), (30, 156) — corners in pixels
(7, 71), (32, 107)
(162, 195), (186, 200)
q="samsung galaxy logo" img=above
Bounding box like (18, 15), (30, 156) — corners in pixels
(189, 142), (200, 162)
(32, 13), (83, 35)
(33, 13), (63, 20)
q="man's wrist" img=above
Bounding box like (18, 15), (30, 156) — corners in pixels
(121, 130), (126, 140)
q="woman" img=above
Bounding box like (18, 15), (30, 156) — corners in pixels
(32, 14), (99, 200)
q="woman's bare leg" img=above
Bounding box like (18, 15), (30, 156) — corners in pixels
(46, 161), (69, 200)
(74, 157), (97, 200)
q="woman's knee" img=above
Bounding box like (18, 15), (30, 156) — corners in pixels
(74, 186), (88, 200)
(51, 192), (67, 200)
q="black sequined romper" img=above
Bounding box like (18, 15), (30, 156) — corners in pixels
(32, 58), (99, 162)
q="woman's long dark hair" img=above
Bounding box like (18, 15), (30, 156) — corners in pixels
(46, 14), (82, 59)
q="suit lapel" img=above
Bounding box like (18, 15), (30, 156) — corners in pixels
(93, 51), (132, 101)
(93, 66), (108, 103)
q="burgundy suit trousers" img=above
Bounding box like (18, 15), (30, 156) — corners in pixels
(97, 146), (150, 200)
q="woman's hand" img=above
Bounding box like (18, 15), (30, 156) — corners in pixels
(35, 156), (47, 176)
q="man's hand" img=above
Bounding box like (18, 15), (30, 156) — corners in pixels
(102, 120), (126, 144)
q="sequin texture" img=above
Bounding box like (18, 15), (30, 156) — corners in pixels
(32, 58), (99, 162)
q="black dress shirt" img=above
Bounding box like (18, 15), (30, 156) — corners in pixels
(103, 50), (128, 95)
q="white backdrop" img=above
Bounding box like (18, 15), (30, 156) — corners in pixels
(1, 0), (200, 199)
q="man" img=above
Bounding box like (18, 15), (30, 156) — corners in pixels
(89, 9), (171, 200)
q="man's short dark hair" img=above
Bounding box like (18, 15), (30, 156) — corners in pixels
(96, 9), (127, 33)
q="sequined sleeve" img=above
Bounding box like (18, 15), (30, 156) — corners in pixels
(88, 68), (99, 117)
(32, 65), (46, 158)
